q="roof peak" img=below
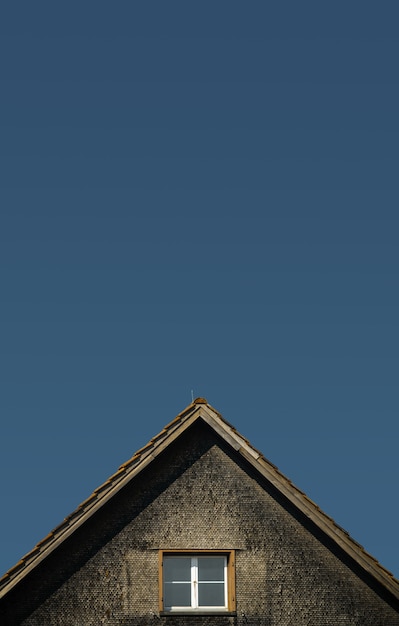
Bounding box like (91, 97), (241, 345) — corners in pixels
(193, 397), (207, 404)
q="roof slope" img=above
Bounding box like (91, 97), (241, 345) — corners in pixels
(1, 397), (398, 603)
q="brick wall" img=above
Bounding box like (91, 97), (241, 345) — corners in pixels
(2, 420), (398, 625)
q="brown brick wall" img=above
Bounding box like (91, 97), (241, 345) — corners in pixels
(2, 420), (398, 625)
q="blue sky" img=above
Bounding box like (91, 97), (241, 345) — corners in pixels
(1, 5), (398, 580)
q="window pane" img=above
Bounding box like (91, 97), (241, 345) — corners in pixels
(164, 557), (191, 583)
(198, 557), (225, 582)
(164, 582), (191, 607)
(198, 582), (225, 607)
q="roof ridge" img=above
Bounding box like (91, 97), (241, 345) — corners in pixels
(1, 399), (398, 603)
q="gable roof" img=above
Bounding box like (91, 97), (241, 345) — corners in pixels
(1, 397), (398, 603)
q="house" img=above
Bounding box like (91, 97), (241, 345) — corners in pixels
(1, 398), (398, 625)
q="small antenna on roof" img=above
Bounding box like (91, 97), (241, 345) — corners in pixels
(191, 389), (194, 403)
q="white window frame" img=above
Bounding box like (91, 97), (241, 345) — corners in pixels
(159, 550), (236, 614)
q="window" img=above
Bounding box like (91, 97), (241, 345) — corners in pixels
(159, 551), (235, 614)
